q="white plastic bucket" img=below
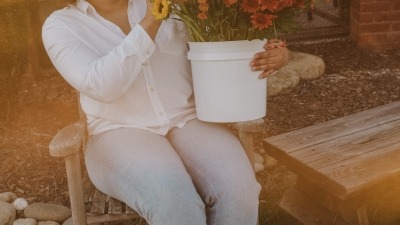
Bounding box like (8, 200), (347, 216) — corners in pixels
(187, 40), (267, 122)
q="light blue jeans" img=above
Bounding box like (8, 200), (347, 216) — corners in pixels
(85, 119), (261, 225)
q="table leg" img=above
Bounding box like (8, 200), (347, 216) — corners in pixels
(279, 176), (369, 225)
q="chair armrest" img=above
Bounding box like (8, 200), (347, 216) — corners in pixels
(49, 120), (86, 158)
(230, 118), (265, 133)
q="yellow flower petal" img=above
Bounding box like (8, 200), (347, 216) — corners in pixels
(151, 0), (171, 20)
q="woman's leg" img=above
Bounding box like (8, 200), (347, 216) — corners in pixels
(168, 119), (261, 225)
(85, 127), (207, 225)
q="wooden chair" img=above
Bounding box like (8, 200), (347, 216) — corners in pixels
(49, 104), (265, 225)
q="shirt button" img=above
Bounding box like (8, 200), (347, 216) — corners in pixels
(159, 112), (164, 116)
(150, 87), (154, 91)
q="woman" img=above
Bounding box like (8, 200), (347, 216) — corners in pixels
(42, 0), (288, 224)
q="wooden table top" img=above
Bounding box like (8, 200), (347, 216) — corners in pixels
(264, 101), (400, 200)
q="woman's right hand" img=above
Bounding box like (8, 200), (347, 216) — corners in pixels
(139, 0), (162, 40)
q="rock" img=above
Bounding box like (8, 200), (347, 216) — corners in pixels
(61, 218), (72, 225)
(23, 203), (71, 224)
(37, 222), (60, 225)
(0, 201), (16, 225)
(13, 218), (37, 225)
(267, 51), (325, 97)
(12, 198), (29, 211)
(288, 51), (325, 80)
(255, 163), (265, 173)
(0, 192), (18, 203)
(264, 154), (278, 168)
(254, 152), (264, 164)
(267, 66), (299, 97)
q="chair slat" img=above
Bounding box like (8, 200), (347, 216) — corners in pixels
(90, 189), (107, 215)
(126, 205), (137, 215)
(108, 197), (123, 215)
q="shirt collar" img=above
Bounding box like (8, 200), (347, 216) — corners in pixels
(75, 0), (134, 15)
(75, 0), (92, 15)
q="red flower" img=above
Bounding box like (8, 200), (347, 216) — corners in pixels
(260, 0), (280, 12)
(197, 11), (208, 20)
(224, 0), (238, 7)
(250, 13), (277, 30)
(241, 0), (260, 14)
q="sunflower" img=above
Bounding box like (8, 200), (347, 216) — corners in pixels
(151, 0), (171, 20)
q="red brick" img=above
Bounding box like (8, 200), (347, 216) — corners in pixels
(393, 1), (400, 10)
(360, 13), (376, 23)
(373, 11), (400, 22)
(356, 33), (391, 49)
(360, 2), (392, 12)
(389, 31), (400, 41)
(351, 0), (361, 12)
(393, 22), (400, 31)
(359, 23), (391, 33)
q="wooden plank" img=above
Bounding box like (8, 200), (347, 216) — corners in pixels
(264, 103), (400, 199)
(323, 148), (400, 197)
(290, 119), (400, 167)
(290, 123), (400, 197)
(266, 126), (400, 199)
(87, 214), (140, 225)
(265, 102), (400, 153)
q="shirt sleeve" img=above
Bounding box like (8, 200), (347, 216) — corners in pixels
(42, 16), (155, 102)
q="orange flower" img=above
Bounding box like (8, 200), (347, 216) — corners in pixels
(241, 0), (260, 14)
(260, 0), (280, 12)
(198, 3), (209, 12)
(250, 13), (277, 30)
(197, 11), (208, 20)
(224, 0), (238, 7)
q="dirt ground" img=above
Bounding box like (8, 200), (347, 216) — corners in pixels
(1, 36), (400, 224)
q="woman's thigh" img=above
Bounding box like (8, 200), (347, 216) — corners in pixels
(168, 119), (261, 225)
(85, 127), (207, 225)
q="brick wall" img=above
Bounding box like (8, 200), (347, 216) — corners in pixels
(351, 0), (400, 49)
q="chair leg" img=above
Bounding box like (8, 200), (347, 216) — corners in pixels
(238, 131), (256, 172)
(65, 152), (87, 225)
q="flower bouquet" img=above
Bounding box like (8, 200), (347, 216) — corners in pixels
(151, 0), (316, 122)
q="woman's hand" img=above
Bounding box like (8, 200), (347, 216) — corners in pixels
(139, 0), (162, 40)
(250, 41), (289, 79)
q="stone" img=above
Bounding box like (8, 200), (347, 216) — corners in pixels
(267, 66), (299, 97)
(12, 198), (29, 211)
(267, 51), (325, 97)
(288, 51), (325, 80)
(254, 152), (264, 164)
(61, 218), (72, 225)
(255, 163), (265, 173)
(0, 192), (18, 203)
(13, 218), (37, 225)
(23, 203), (71, 224)
(0, 201), (16, 225)
(37, 222), (60, 225)
(264, 154), (278, 168)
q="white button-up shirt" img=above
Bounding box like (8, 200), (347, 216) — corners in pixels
(42, 0), (197, 135)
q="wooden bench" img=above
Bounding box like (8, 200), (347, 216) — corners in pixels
(263, 101), (400, 225)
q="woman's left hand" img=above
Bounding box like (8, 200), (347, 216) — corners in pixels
(250, 44), (289, 79)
